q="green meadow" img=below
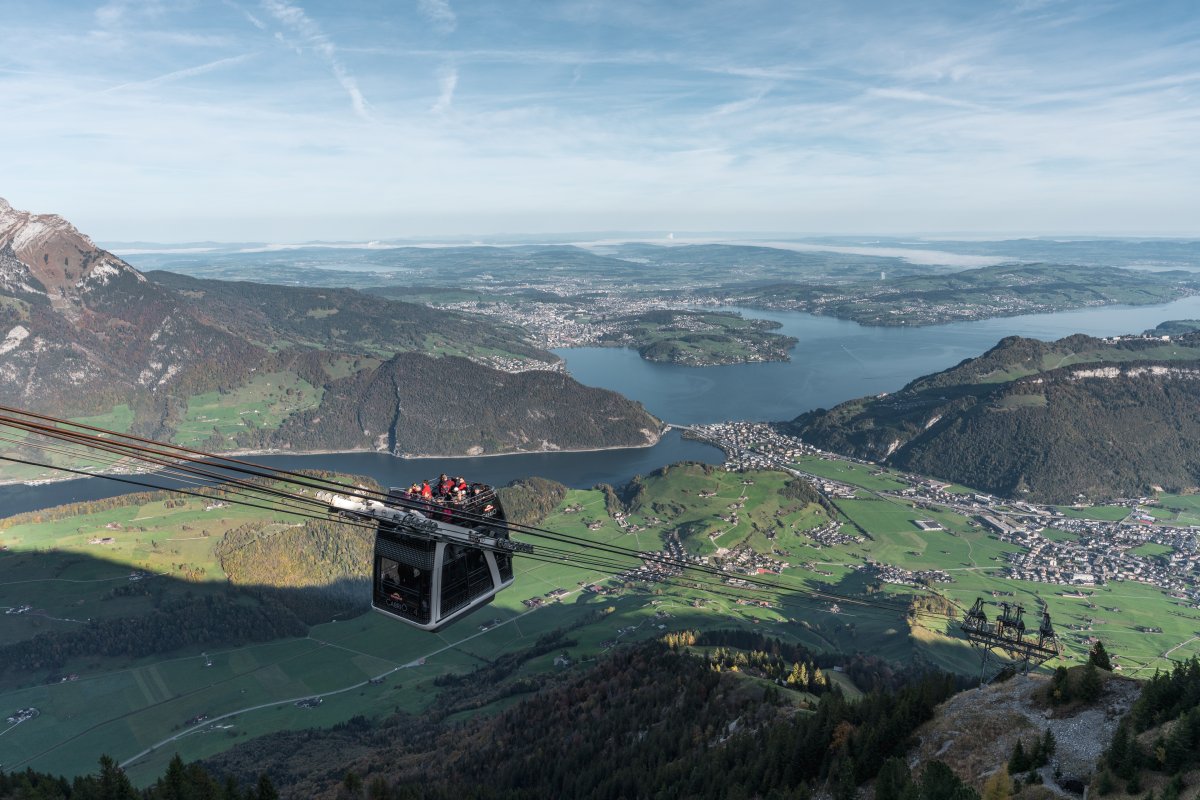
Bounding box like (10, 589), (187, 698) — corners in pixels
(3, 462), (1199, 784)
(172, 371), (323, 446)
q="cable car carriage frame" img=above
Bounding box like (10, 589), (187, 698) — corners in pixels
(320, 482), (530, 631)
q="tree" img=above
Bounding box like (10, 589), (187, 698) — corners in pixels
(1080, 661), (1104, 702)
(367, 776), (393, 800)
(1008, 740), (1030, 774)
(1090, 641), (1113, 671)
(1041, 728), (1056, 760)
(254, 774), (279, 800)
(982, 767), (1011, 800)
(876, 757), (912, 800)
(156, 754), (187, 800)
(1051, 666), (1071, 704)
(341, 771), (363, 798)
(921, 761), (979, 800)
(834, 758), (859, 800)
(97, 755), (138, 800)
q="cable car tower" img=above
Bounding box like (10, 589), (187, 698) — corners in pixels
(960, 598), (1060, 684)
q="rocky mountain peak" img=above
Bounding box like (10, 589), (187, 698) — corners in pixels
(0, 197), (144, 306)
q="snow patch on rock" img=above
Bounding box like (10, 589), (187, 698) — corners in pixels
(0, 325), (30, 356)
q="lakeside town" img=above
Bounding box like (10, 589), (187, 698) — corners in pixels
(680, 420), (1200, 604)
(434, 295), (794, 365)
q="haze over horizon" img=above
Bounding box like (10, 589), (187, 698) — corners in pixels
(2, 0), (1198, 241)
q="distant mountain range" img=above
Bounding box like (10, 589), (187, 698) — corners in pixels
(0, 198), (659, 462)
(789, 330), (1200, 502)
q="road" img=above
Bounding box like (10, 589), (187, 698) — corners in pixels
(118, 580), (601, 770)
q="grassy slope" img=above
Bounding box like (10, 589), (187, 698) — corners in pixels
(172, 371), (323, 446)
(3, 463), (1199, 783)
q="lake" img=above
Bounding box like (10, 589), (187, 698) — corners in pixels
(7, 294), (1200, 516)
(555, 296), (1200, 424)
(0, 429), (721, 517)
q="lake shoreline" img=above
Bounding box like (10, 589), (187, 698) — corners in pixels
(0, 430), (668, 489)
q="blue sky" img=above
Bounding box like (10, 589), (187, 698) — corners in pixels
(1, 0), (1198, 241)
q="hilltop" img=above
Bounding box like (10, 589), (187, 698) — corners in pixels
(789, 331), (1200, 502)
(0, 198), (659, 472)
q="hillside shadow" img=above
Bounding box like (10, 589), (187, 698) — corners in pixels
(0, 547), (374, 690)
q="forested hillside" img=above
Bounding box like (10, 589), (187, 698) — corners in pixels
(147, 271), (551, 363)
(790, 332), (1200, 502)
(266, 352), (660, 456)
(199, 638), (968, 800)
(1098, 657), (1200, 797)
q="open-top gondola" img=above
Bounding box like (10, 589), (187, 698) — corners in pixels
(319, 480), (524, 631)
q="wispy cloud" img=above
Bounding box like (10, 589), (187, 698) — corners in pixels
(431, 65), (457, 113)
(224, 0), (267, 30)
(94, 0), (165, 28)
(102, 54), (256, 94)
(866, 87), (988, 112)
(711, 86), (772, 117)
(2, 0), (1198, 239)
(418, 0), (457, 34)
(261, 0), (371, 120)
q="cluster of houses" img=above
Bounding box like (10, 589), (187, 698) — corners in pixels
(802, 520), (862, 547)
(5, 707), (38, 725)
(713, 543), (788, 577)
(612, 532), (697, 585)
(684, 421), (811, 472)
(861, 559), (952, 587)
(990, 513), (1199, 599)
(523, 588), (569, 610)
(437, 294), (697, 352)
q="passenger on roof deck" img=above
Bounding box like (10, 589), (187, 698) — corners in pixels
(420, 481), (433, 500)
(455, 476), (468, 492)
(437, 473), (453, 497)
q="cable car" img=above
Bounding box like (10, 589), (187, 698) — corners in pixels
(319, 480), (522, 631)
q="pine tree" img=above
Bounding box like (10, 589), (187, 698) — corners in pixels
(834, 758), (858, 800)
(157, 754), (187, 800)
(1041, 728), (1056, 760)
(876, 757), (912, 800)
(1090, 641), (1113, 671)
(1080, 661), (1104, 702)
(1051, 665), (1071, 704)
(1008, 739), (1029, 774)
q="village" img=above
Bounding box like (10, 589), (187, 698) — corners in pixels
(678, 419), (1200, 604)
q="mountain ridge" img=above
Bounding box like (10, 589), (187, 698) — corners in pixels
(0, 198), (658, 462)
(788, 331), (1200, 502)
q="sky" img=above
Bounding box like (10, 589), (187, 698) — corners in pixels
(1, 0), (1198, 241)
